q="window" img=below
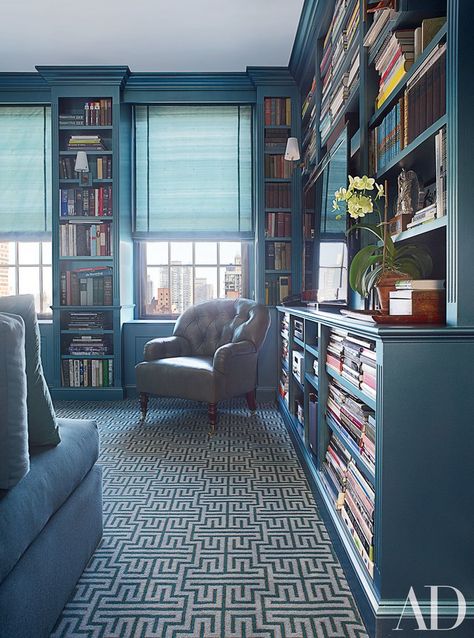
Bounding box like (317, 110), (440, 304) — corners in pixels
(317, 242), (348, 302)
(141, 241), (247, 317)
(134, 105), (253, 237)
(0, 241), (52, 316)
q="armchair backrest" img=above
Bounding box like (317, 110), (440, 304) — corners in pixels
(173, 298), (270, 356)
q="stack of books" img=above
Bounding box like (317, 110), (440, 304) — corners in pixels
(264, 98), (291, 126)
(265, 276), (290, 306)
(265, 212), (291, 238)
(374, 29), (415, 110)
(264, 129), (289, 150)
(60, 266), (113, 306)
(60, 187), (113, 217)
(84, 99), (112, 126)
(265, 242), (291, 270)
(265, 183), (291, 209)
(319, 0), (360, 144)
(322, 433), (375, 576)
(363, 2), (398, 53)
(67, 135), (107, 151)
(59, 156), (112, 180)
(66, 335), (111, 356)
(406, 203), (437, 230)
(343, 461), (375, 576)
(327, 380), (376, 472)
(61, 359), (113, 388)
(360, 348), (377, 401)
(59, 222), (112, 257)
(62, 311), (110, 331)
(59, 113), (84, 127)
(389, 279), (445, 321)
(326, 329), (346, 374)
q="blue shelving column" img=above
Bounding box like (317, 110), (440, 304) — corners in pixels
(37, 67), (133, 399)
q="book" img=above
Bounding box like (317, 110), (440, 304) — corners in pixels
(394, 279), (445, 290)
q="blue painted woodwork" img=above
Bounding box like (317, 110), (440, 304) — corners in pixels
(278, 306), (474, 636)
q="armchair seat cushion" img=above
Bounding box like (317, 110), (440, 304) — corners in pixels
(136, 356), (221, 403)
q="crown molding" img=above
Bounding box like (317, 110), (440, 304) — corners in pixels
(246, 67), (296, 87)
(125, 72), (253, 92)
(35, 66), (131, 86)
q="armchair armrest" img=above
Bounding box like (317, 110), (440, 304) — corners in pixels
(144, 335), (191, 362)
(213, 340), (256, 374)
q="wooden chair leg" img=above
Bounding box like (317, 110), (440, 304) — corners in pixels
(208, 402), (217, 436)
(246, 389), (257, 412)
(139, 392), (149, 422)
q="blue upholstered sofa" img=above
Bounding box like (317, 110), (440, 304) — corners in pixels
(0, 296), (103, 638)
(0, 419), (103, 638)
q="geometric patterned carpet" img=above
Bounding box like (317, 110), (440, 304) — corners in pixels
(51, 398), (368, 638)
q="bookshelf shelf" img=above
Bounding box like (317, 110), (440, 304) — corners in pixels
(59, 179), (113, 184)
(60, 329), (114, 335)
(58, 256), (113, 261)
(60, 216), (114, 221)
(292, 373), (304, 392)
(61, 354), (114, 360)
(59, 150), (113, 156)
(265, 269), (291, 275)
(293, 336), (305, 348)
(375, 115), (447, 179)
(369, 23), (448, 128)
(59, 125), (113, 131)
(391, 215), (447, 243)
(264, 237), (291, 242)
(305, 372), (319, 391)
(264, 178), (292, 183)
(306, 344), (319, 357)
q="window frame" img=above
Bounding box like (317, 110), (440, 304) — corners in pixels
(137, 240), (250, 319)
(0, 239), (52, 318)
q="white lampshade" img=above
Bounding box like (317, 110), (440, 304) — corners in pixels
(284, 137), (300, 162)
(74, 151), (89, 172)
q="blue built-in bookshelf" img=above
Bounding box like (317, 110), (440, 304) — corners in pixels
(36, 67), (134, 399)
(284, 1), (474, 636)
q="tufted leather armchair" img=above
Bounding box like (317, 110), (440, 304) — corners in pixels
(135, 298), (271, 431)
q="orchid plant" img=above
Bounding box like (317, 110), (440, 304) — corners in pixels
(333, 175), (432, 298)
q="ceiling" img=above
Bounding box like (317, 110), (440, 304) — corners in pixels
(1, 0), (305, 73)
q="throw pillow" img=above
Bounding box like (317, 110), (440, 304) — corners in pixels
(0, 312), (30, 489)
(0, 295), (60, 447)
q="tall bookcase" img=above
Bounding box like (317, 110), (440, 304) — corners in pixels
(251, 74), (301, 307)
(37, 67), (133, 399)
(285, 1), (474, 635)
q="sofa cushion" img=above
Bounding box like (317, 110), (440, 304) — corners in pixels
(0, 312), (29, 490)
(0, 294), (59, 446)
(0, 418), (99, 582)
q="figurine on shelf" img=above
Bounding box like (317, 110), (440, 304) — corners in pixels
(396, 168), (421, 216)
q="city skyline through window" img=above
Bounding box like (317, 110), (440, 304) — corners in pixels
(143, 241), (244, 316)
(0, 241), (52, 316)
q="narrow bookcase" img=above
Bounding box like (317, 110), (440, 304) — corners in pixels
(254, 81), (300, 307)
(41, 67), (134, 399)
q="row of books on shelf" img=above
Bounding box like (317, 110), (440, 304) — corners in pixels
(323, 433), (375, 577)
(265, 242), (291, 271)
(320, 52), (359, 143)
(60, 156), (112, 180)
(279, 367), (289, 404)
(327, 380), (375, 473)
(265, 212), (291, 238)
(265, 276), (290, 306)
(61, 358), (113, 388)
(326, 329), (376, 400)
(60, 267), (113, 306)
(264, 128), (289, 150)
(59, 222), (112, 257)
(64, 335), (112, 355)
(369, 44), (446, 173)
(61, 311), (111, 331)
(264, 97), (291, 127)
(66, 135), (107, 151)
(60, 99), (112, 127)
(319, 0), (360, 142)
(264, 155), (292, 179)
(265, 183), (291, 209)
(60, 187), (113, 217)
